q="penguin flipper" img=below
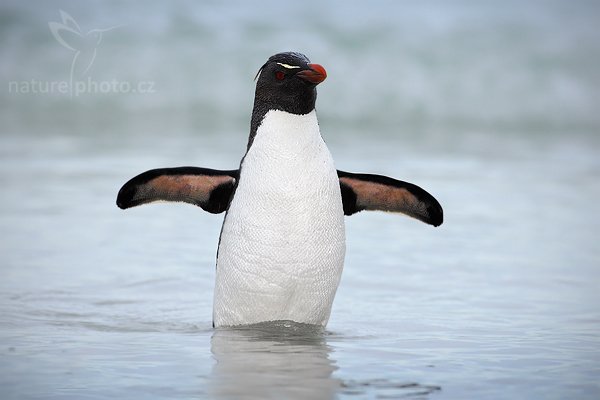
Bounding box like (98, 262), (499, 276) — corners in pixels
(117, 167), (238, 214)
(337, 170), (443, 227)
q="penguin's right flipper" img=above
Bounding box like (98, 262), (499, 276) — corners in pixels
(116, 167), (238, 214)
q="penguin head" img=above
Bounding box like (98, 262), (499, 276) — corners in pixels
(254, 52), (327, 115)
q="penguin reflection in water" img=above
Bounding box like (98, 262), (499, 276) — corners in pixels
(117, 52), (443, 328)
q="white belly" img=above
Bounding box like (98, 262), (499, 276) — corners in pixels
(213, 110), (346, 327)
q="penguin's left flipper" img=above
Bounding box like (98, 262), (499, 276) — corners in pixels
(116, 167), (238, 214)
(338, 170), (443, 227)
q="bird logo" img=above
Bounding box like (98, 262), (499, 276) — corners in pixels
(49, 10), (120, 85)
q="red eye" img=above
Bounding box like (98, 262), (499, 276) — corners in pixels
(275, 71), (285, 80)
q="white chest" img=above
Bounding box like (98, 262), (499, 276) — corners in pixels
(213, 110), (346, 327)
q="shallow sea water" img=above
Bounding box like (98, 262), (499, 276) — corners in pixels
(1, 130), (599, 399)
(1, 1), (600, 399)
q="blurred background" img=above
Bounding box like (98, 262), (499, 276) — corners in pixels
(3, 0), (599, 142)
(1, 1), (599, 399)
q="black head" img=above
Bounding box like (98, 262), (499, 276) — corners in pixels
(248, 52), (327, 148)
(254, 52), (327, 114)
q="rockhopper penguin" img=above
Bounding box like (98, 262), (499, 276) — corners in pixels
(116, 52), (443, 327)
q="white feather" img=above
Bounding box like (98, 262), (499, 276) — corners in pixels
(276, 62), (301, 69)
(213, 110), (346, 327)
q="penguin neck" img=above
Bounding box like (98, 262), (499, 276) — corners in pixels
(247, 109), (322, 159)
(247, 90), (317, 150)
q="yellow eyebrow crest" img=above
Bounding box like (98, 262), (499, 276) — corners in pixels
(276, 62), (301, 69)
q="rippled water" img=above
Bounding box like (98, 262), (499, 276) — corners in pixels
(2, 130), (599, 399)
(2, 1), (600, 399)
